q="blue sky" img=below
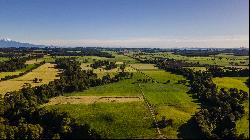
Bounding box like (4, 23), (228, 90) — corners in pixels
(0, 0), (249, 48)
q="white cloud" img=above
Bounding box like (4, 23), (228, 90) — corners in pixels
(28, 35), (249, 48)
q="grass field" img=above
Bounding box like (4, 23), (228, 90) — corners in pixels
(213, 77), (249, 93)
(0, 57), (9, 62)
(75, 52), (139, 64)
(80, 63), (136, 78)
(213, 77), (249, 138)
(132, 52), (249, 67)
(0, 64), (36, 79)
(64, 66), (199, 138)
(142, 70), (187, 84)
(67, 72), (143, 96)
(184, 67), (207, 72)
(129, 64), (199, 138)
(130, 64), (158, 70)
(45, 102), (157, 139)
(139, 71), (198, 138)
(25, 55), (54, 64)
(0, 63), (60, 95)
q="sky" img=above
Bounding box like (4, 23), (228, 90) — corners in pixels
(0, 0), (249, 48)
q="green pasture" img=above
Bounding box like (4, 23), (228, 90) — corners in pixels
(0, 57), (9, 62)
(45, 102), (157, 139)
(142, 70), (187, 84)
(66, 68), (199, 139)
(140, 81), (198, 138)
(184, 67), (207, 72)
(133, 52), (249, 67)
(66, 72), (143, 96)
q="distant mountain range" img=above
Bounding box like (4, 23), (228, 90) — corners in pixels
(0, 38), (48, 48)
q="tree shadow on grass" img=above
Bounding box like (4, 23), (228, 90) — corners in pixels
(177, 116), (204, 139)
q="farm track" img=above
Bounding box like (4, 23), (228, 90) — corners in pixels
(138, 83), (165, 139)
(130, 65), (165, 138)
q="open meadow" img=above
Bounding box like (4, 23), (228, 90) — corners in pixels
(47, 63), (200, 139)
(45, 102), (157, 139)
(0, 63), (59, 95)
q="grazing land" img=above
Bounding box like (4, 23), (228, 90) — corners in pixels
(0, 63), (59, 95)
(0, 64), (36, 79)
(46, 102), (158, 139)
(61, 64), (199, 139)
(68, 72), (144, 96)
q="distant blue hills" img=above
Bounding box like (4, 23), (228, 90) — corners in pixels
(0, 38), (48, 48)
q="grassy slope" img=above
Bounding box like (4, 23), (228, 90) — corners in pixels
(213, 77), (249, 137)
(45, 102), (157, 139)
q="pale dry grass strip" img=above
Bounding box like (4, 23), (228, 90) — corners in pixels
(43, 96), (143, 106)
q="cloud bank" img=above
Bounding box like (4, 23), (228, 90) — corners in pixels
(28, 35), (249, 48)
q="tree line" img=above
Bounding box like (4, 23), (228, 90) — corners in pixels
(207, 66), (249, 77)
(49, 48), (114, 58)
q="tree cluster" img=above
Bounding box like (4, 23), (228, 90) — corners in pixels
(90, 60), (117, 70)
(0, 55), (44, 72)
(207, 66), (249, 77)
(0, 86), (101, 139)
(49, 48), (114, 58)
(188, 71), (248, 139)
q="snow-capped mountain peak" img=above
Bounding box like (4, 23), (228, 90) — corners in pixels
(0, 37), (12, 41)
